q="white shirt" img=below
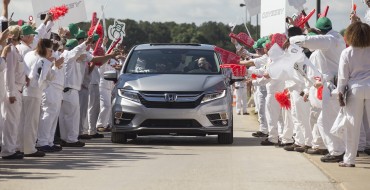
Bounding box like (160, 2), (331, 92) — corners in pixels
(252, 54), (268, 69)
(23, 51), (55, 98)
(290, 30), (346, 81)
(337, 46), (370, 94)
(98, 61), (115, 90)
(5, 45), (26, 97)
(61, 42), (93, 91)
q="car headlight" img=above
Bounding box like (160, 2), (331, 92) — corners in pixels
(118, 89), (140, 103)
(201, 90), (226, 103)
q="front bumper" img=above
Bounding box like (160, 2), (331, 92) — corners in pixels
(111, 95), (232, 135)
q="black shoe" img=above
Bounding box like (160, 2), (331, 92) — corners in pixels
(364, 149), (370, 155)
(89, 133), (104, 138)
(284, 144), (300, 151)
(275, 142), (293, 148)
(295, 146), (311, 153)
(61, 141), (85, 147)
(2, 152), (24, 159)
(252, 131), (268, 138)
(305, 148), (329, 155)
(52, 145), (63, 152)
(36, 145), (55, 153)
(243, 112), (250, 115)
(320, 153), (344, 163)
(78, 134), (92, 140)
(261, 139), (277, 146)
(24, 150), (46, 157)
(97, 127), (111, 132)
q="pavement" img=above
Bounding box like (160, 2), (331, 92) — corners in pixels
(0, 108), (369, 190)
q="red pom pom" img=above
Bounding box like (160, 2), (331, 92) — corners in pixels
(49, 5), (69, 21)
(317, 86), (323, 100)
(88, 24), (103, 38)
(251, 74), (258, 79)
(274, 89), (291, 110)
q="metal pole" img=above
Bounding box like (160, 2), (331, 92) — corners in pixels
(317, 0), (321, 20)
(256, 14), (259, 39)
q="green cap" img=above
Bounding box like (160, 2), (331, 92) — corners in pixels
(262, 40), (270, 48)
(75, 30), (87, 39)
(21, 25), (38, 36)
(65, 39), (78, 49)
(253, 38), (267, 49)
(307, 32), (317, 36)
(68, 23), (79, 37)
(93, 33), (100, 42)
(315, 17), (332, 31)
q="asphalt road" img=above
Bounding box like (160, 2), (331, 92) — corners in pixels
(0, 111), (338, 190)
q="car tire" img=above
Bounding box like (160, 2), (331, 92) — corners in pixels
(217, 117), (234, 144)
(126, 133), (137, 140)
(111, 132), (128, 144)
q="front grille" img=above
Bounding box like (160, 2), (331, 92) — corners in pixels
(138, 92), (203, 109)
(140, 119), (203, 128)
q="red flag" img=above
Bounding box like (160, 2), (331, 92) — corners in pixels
(214, 46), (241, 65)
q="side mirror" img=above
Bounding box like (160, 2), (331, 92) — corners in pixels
(104, 71), (117, 81)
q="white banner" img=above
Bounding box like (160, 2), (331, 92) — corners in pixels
(244, 0), (261, 16)
(31, 0), (87, 28)
(260, 0), (286, 37)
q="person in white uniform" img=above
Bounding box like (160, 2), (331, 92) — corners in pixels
(18, 39), (64, 157)
(36, 35), (66, 152)
(59, 36), (120, 147)
(1, 25), (26, 159)
(290, 17), (346, 162)
(0, 29), (9, 152)
(337, 22), (370, 167)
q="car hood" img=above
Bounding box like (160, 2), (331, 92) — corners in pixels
(119, 74), (226, 92)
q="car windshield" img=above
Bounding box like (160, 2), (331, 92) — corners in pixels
(125, 49), (221, 74)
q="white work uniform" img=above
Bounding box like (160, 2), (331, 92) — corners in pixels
(234, 81), (248, 114)
(337, 46), (370, 165)
(87, 65), (100, 135)
(18, 51), (55, 154)
(1, 45), (26, 157)
(59, 42), (93, 143)
(96, 61), (115, 128)
(79, 65), (91, 135)
(290, 30), (346, 156)
(37, 51), (65, 147)
(0, 57), (6, 147)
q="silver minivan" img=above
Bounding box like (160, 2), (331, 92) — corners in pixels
(104, 44), (234, 144)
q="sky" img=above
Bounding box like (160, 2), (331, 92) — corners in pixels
(2, 0), (369, 31)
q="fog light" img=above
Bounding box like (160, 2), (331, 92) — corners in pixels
(222, 120), (228, 125)
(115, 112), (123, 119)
(220, 113), (228, 120)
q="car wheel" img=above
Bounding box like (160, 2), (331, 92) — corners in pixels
(126, 133), (137, 140)
(217, 120), (233, 144)
(111, 132), (128, 144)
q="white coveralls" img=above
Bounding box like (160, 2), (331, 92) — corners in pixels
(37, 51), (65, 147)
(87, 66), (100, 135)
(79, 65), (91, 135)
(18, 51), (55, 154)
(96, 61), (115, 128)
(0, 57), (6, 148)
(290, 30), (346, 156)
(59, 42), (93, 143)
(234, 81), (248, 114)
(1, 45), (26, 157)
(337, 46), (370, 165)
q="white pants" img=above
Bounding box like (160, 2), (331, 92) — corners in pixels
(265, 93), (282, 143)
(59, 89), (80, 143)
(280, 108), (294, 144)
(310, 107), (326, 149)
(358, 109), (369, 151)
(88, 84), (100, 135)
(0, 99), (4, 147)
(18, 96), (41, 154)
(79, 87), (89, 135)
(235, 87), (248, 114)
(1, 92), (22, 157)
(257, 89), (268, 134)
(96, 88), (111, 128)
(291, 90), (312, 146)
(254, 87), (260, 112)
(343, 87), (370, 165)
(317, 83), (345, 156)
(37, 85), (63, 147)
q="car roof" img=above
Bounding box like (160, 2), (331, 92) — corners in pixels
(134, 43), (215, 51)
